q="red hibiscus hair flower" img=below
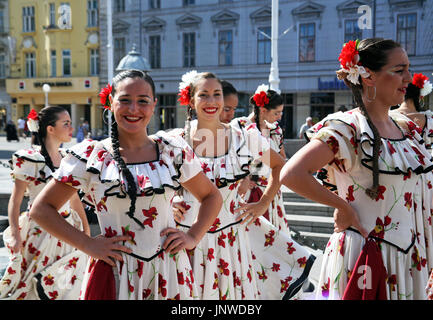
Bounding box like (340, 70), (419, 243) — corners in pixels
(253, 91), (269, 108)
(99, 84), (112, 110)
(412, 73), (428, 89)
(178, 86), (191, 106)
(338, 40), (359, 70)
(27, 109), (39, 121)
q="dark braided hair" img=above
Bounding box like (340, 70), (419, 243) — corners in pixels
(110, 69), (156, 229)
(35, 106), (68, 172)
(249, 89), (283, 132)
(340, 38), (401, 199)
(405, 83), (425, 112)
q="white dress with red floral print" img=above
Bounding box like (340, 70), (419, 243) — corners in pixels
(306, 110), (433, 300)
(53, 133), (202, 300)
(174, 120), (314, 300)
(390, 110), (433, 298)
(0, 147), (88, 300)
(231, 116), (290, 233)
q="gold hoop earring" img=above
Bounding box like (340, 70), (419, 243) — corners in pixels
(365, 86), (376, 103)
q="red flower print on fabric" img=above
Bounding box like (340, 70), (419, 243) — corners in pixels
(326, 136), (339, 155)
(264, 230), (275, 247)
(60, 175), (80, 187)
(374, 185), (386, 201)
(142, 207), (158, 228)
(218, 259), (230, 276)
(346, 185), (355, 202)
(286, 242), (296, 255)
(404, 192), (413, 211)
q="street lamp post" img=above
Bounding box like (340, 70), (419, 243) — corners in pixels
(269, 0), (280, 94)
(107, 0), (113, 136)
(42, 83), (51, 107)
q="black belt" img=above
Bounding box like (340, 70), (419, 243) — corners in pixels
(177, 219), (242, 234)
(347, 227), (416, 254)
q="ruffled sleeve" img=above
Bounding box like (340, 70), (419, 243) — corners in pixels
(305, 111), (358, 174)
(53, 139), (96, 194)
(268, 122), (284, 152)
(152, 130), (202, 184)
(11, 148), (51, 184)
(423, 110), (433, 150)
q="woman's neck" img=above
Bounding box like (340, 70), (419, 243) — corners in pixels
(117, 129), (152, 151)
(248, 112), (266, 131)
(44, 135), (62, 166)
(362, 99), (391, 123)
(196, 118), (225, 135)
(395, 100), (416, 115)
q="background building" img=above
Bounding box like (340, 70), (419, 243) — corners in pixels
(99, 0), (433, 137)
(0, 0), (10, 132)
(6, 0), (103, 136)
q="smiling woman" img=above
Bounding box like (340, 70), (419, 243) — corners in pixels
(0, 106), (89, 300)
(29, 69), (222, 300)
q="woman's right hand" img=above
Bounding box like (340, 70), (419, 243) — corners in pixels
(333, 203), (368, 238)
(87, 235), (133, 267)
(9, 231), (23, 254)
(172, 202), (187, 223)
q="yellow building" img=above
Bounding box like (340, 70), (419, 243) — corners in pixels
(6, 0), (103, 136)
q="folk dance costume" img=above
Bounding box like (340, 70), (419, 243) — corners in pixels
(0, 148), (88, 300)
(174, 120), (314, 300)
(53, 133), (202, 300)
(231, 116), (290, 233)
(307, 111), (433, 300)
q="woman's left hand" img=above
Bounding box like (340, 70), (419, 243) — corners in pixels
(234, 202), (268, 226)
(161, 227), (198, 254)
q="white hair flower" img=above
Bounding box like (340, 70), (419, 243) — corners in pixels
(421, 80), (432, 98)
(255, 84), (269, 94)
(179, 70), (199, 91)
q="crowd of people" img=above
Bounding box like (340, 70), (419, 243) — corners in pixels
(0, 37), (432, 301)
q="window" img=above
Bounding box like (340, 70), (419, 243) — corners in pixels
(90, 49), (99, 75)
(397, 13), (416, 56)
(183, 33), (195, 68)
(344, 19), (362, 43)
(114, 0), (125, 12)
(157, 94), (177, 130)
(219, 30), (233, 66)
(0, 53), (5, 78)
(50, 50), (56, 77)
(310, 92), (334, 123)
(149, 0), (161, 9)
(114, 38), (126, 67)
(62, 49), (71, 76)
(49, 3), (56, 26)
(257, 27), (271, 64)
(299, 23), (315, 62)
(25, 52), (36, 78)
(149, 35), (161, 69)
(280, 94), (294, 138)
(87, 0), (98, 27)
(22, 6), (35, 32)
(0, 10), (5, 33)
(183, 0), (195, 6)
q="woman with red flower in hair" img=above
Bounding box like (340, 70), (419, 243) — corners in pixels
(391, 72), (433, 299)
(171, 71), (314, 300)
(0, 106), (90, 300)
(280, 38), (432, 299)
(29, 70), (222, 300)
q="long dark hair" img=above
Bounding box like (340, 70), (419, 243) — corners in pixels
(404, 83), (425, 112)
(34, 106), (68, 172)
(249, 89), (283, 132)
(110, 69), (156, 229)
(340, 38), (401, 199)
